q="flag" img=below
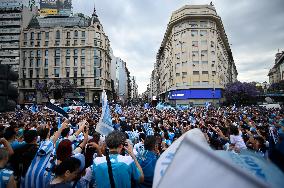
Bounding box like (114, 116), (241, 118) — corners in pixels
(144, 103), (150, 109)
(115, 104), (122, 114)
(153, 129), (284, 188)
(57, 117), (61, 129)
(45, 102), (69, 118)
(96, 90), (114, 135)
(30, 104), (38, 113)
(143, 123), (154, 136)
(156, 102), (165, 111)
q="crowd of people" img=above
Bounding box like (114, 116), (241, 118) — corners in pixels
(0, 103), (284, 188)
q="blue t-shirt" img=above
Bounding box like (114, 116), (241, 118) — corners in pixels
(92, 154), (141, 188)
(0, 168), (13, 188)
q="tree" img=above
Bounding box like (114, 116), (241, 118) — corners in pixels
(224, 81), (258, 105)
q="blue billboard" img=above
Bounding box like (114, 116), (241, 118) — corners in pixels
(168, 89), (222, 100)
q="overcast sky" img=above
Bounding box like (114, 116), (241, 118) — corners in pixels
(73, 0), (284, 94)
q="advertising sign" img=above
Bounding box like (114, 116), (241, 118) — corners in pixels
(40, 0), (72, 16)
(168, 89), (222, 100)
(40, 9), (58, 15)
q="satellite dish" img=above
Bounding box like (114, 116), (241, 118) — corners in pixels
(50, 99), (56, 104)
(265, 97), (273, 104)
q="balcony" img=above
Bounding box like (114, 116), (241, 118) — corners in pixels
(0, 13), (21, 19)
(0, 20), (21, 26)
(0, 2), (22, 11)
(0, 58), (19, 65)
(0, 28), (20, 34)
(0, 43), (19, 49)
(0, 35), (19, 41)
(0, 50), (19, 57)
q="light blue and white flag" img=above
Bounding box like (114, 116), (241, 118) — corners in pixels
(143, 122), (154, 136)
(96, 90), (114, 136)
(115, 104), (123, 114)
(156, 102), (165, 111)
(30, 104), (38, 113)
(144, 103), (150, 109)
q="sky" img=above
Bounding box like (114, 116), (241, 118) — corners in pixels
(72, 0), (284, 94)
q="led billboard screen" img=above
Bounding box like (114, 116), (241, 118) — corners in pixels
(168, 89), (222, 100)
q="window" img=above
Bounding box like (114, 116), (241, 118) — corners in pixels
(55, 49), (60, 56)
(30, 41), (34, 46)
(73, 79), (77, 85)
(182, 72), (187, 76)
(81, 40), (85, 45)
(81, 49), (85, 56)
(66, 49), (70, 56)
(36, 50), (41, 57)
(74, 40), (77, 46)
(211, 41), (214, 47)
(24, 41), (27, 46)
(192, 41), (198, 47)
(81, 31), (85, 38)
(44, 69), (48, 77)
(66, 40), (70, 46)
(176, 73), (180, 76)
(81, 58), (85, 66)
(201, 40), (207, 45)
(212, 71), (216, 75)
(56, 30), (60, 39)
(74, 68), (77, 77)
(201, 50), (207, 56)
(31, 32), (34, 40)
(37, 32), (41, 40)
(66, 32), (71, 39)
(94, 58), (101, 67)
(193, 71), (199, 75)
(44, 59), (48, 67)
(96, 32), (101, 39)
(193, 81), (200, 86)
(45, 32), (49, 40)
(81, 68), (85, 77)
(29, 80), (32, 87)
(94, 68), (101, 77)
(29, 69), (33, 77)
(202, 61), (208, 65)
(45, 41), (48, 46)
(191, 30), (198, 37)
(66, 58), (70, 66)
(74, 58), (78, 66)
(24, 33), (27, 40)
(211, 51), (215, 55)
(66, 68), (70, 77)
(30, 50), (34, 57)
(202, 71), (209, 74)
(94, 49), (100, 57)
(54, 68), (60, 77)
(192, 51), (198, 57)
(55, 58), (60, 66)
(94, 40), (101, 47)
(36, 69), (40, 78)
(22, 80), (25, 87)
(22, 70), (26, 78)
(94, 79), (101, 87)
(74, 30), (78, 38)
(200, 21), (208, 27)
(74, 49), (78, 56)
(175, 63), (181, 70)
(55, 40), (60, 46)
(45, 50), (48, 57)
(200, 30), (207, 36)
(36, 59), (41, 67)
(189, 21), (198, 27)
(81, 79), (84, 86)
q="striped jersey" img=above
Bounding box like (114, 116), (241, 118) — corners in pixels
(22, 140), (56, 188)
(92, 154), (141, 188)
(0, 168), (13, 188)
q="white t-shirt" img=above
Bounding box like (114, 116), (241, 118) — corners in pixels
(230, 133), (247, 150)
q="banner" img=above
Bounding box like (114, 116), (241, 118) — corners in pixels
(40, 0), (72, 16)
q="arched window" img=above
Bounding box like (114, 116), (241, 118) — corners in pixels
(74, 30), (78, 38)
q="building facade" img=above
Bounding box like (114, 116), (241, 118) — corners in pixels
(130, 76), (138, 100)
(155, 4), (237, 105)
(0, 0), (36, 72)
(18, 6), (112, 105)
(268, 51), (284, 84)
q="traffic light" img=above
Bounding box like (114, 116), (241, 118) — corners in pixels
(0, 65), (19, 112)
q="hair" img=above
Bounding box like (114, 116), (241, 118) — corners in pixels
(24, 130), (38, 143)
(38, 127), (50, 141)
(56, 139), (73, 161)
(4, 126), (16, 140)
(144, 135), (157, 151)
(54, 157), (81, 176)
(105, 131), (126, 149)
(61, 127), (70, 138)
(230, 125), (239, 136)
(139, 132), (146, 142)
(0, 148), (9, 161)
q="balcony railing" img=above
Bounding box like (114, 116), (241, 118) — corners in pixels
(0, 20), (21, 26)
(0, 43), (19, 49)
(0, 28), (20, 34)
(0, 13), (21, 19)
(0, 58), (19, 65)
(0, 35), (19, 41)
(0, 50), (19, 57)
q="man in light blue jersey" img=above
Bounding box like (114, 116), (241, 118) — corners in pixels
(92, 131), (144, 188)
(23, 120), (69, 188)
